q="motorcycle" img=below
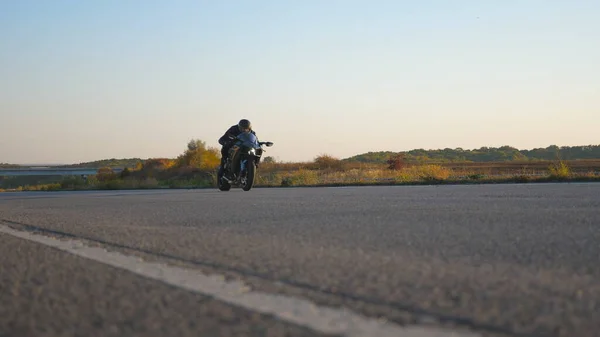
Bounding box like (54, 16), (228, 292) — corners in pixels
(217, 132), (273, 191)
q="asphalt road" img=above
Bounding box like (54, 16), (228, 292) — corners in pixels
(1, 183), (599, 337)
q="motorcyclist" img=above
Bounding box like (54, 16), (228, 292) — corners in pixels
(218, 119), (256, 169)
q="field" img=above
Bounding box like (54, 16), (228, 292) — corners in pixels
(439, 159), (600, 175)
(249, 158), (600, 188)
(3, 140), (600, 194)
(4, 158), (599, 192)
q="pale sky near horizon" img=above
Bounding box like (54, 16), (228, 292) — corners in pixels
(1, 0), (599, 164)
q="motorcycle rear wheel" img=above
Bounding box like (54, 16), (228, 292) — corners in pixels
(217, 166), (231, 191)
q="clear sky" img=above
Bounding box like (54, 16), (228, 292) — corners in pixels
(1, 0), (599, 164)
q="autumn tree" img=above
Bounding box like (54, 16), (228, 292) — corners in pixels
(387, 154), (406, 170)
(314, 154), (345, 170)
(96, 167), (117, 182)
(263, 156), (276, 164)
(176, 139), (220, 170)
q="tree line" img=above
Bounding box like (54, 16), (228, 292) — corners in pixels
(345, 145), (600, 164)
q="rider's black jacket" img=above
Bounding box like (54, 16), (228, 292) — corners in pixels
(218, 125), (257, 146)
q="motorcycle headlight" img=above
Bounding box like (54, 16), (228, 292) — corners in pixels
(248, 148), (256, 155)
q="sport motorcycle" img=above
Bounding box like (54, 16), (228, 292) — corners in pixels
(217, 132), (273, 191)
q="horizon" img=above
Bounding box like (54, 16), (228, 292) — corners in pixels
(5, 142), (600, 166)
(2, 1), (599, 164)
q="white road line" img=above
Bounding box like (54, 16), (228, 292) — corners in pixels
(0, 224), (478, 337)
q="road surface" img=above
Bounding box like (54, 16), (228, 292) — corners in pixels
(1, 183), (599, 337)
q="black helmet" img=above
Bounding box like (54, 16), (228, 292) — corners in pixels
(238, 119), (252, 132)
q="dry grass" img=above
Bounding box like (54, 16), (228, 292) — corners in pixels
(257, 164), (458, 187)
(253, 161), (600, 187)
(5, 159), (600, 192)
(400, 165), (452, 182)
(20, 183), (62, 191)
(439, 159), (600, 175)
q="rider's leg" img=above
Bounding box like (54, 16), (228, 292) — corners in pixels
(220, 145), (229, 166)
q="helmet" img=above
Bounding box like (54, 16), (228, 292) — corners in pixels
(238, 119), (252, 133)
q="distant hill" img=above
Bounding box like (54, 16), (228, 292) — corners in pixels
(344, 145), (600, 164)
(59, 158), (144, 169)
(0, 163), (22, 168)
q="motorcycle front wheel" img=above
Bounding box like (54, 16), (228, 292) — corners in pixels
(241, 159), (256, 191)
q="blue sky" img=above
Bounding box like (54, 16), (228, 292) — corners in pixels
(1, 0), (599, 164)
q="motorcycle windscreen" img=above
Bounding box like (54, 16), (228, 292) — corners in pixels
(237, 132), (259, 148)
